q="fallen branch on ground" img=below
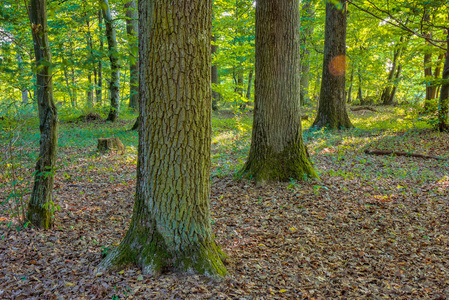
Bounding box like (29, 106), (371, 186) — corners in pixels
(351, 107), (378, 112)
(364, 149), (448, 161)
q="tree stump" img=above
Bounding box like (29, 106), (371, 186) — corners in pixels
(97, 137), (125, 152)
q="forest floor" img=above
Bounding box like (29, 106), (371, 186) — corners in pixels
(1, 105), (449, 299)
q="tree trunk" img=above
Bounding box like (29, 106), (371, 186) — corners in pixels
(438, 35), (449, 132)
(388, 64), (402, 104)
(300, 0), (315, 106)
(101, 0), (120, 122)
(312, 0), (352, 129)
(97, 10), (103, 105)
(211, 33), (219, 111)
(98, 0), (227, 278)
(423, 12), (437, 111)
(130, 116), (139, 131)
(17, 53), (29, 105)
(62, 62), (74, 106)
(71, 67), (77, 107)
(27, 0), (59, 229)
(86, 17), (95, 108)
(87, 73), (93, 108)
(347, 67), (353, 103)
(430, 53), (445, 99)
(357, 68), (364, 104)
(246, 68), (253, 100)
(240, 0), (318, 184)
(382, 37), (404, 105)
(125, 1), (139, 112)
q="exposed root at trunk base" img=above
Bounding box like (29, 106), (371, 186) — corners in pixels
(241, 145), (319, 185)
(97, 227), (228, 279)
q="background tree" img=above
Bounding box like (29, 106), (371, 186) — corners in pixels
(300, 0), (315, 106)
(240, 0), (318, 184)
(98, 0), (227, 277)
(381, 36), (406, 105)
(125, 0), (138, 112)
(101, 0), (120, 122)
(438, 33), (449, 132)
(26, 0), (59, 229)
(312, 0), (352, 129)
(211, 30), (219, 111)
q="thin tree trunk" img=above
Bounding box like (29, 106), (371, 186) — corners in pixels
(86, 17), (95, 108)
(71, 67), (77, 107)
(438, 34), (449, 132)
(125, 1), (139, 112)
(389, 64), (402, 104)
(27, 0), (59, 229)
(357, 68), (364, 104)
(211, 33), (219, 111)
(423, 12), (434, 110)
(101, 0), (120, 122)
(87, 73), (93, 108)
(312, 0), (352, 129)
(430, 53), (445, 99)
(300, 0), (315, 106)
(98, 0), (227, 277)
(246, 68), (253, 100)
(241, 0), (318, 184)
(382, 37), (404, 105)
(62, 62), (73, 106)
(97, 10), (103, 105)
(347, 67), (353, 103)
(17, 53), (29, 104)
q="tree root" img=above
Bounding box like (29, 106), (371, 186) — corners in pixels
(351, 107), (378, 112)
(364, 149), (448, 161)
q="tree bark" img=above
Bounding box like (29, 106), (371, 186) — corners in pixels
(27, 0), (59, 229)
(101, 0), (120, 122)
(98, 0), (227, 278)
(125, 1), (139, 112)
(312, 0), (352, 129)
(240, 0), (318, 184)
(438, 35), (449, 132)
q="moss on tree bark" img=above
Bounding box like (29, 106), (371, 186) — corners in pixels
(240, 0), (318, 184)
(98, 0), (227, 278)
(27, 0), (59, 229)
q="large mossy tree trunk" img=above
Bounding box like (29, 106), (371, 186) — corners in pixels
(27, 0), (59, 229)
(101, 0), (120, 122)
(311, 0), (352, 129)
(98, 0), (227, 278)
(125, 0), (139, 112)
(438, 36), (449, 132)
(240, 0), (318, 185)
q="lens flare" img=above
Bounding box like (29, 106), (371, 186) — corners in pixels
(328, 55), (346, 76)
